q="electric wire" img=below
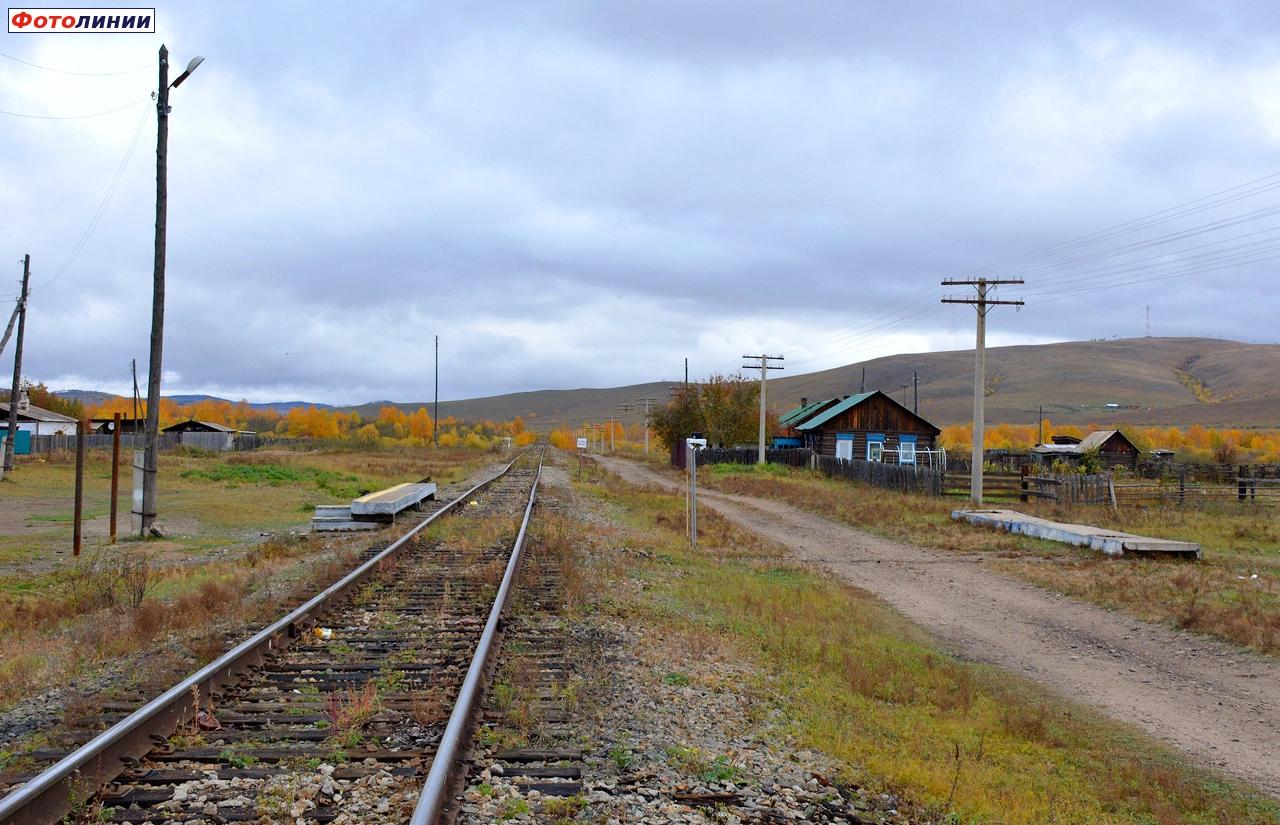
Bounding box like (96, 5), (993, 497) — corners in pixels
(0, 50), (154, 76)
(0, 96), (148, 120)
(33, 102), (152, 293)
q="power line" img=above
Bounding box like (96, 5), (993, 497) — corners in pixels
(34, 102), (151, 293)
(0, 96), (148, 120)
(0, 50), (155, 76)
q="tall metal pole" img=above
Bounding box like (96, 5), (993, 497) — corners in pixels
(913, 370), (919, 415)
(3, 254), (30, 471)
(140, 45), (169, 535)
(433, 334), (439, 447)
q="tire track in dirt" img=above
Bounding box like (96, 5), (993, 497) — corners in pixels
(597, 456), (1280, 799)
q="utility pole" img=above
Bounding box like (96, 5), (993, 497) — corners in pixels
(900, 384), (909, 405)
(617, 402), (633, 449)
(0, 300), (19, 360)
(741, 354), (784, 464)
(1038, 404), (1044, 446)
(942, 277), (1025, 505)
(139, 45), (171, 535)
(1146, 305), (1151, 338)
(684, 357), (688, 387)
(859, 366), (866, 394)
(635, 396), (658, 455)
(3, 254), (31, 472)
(912, 370), (919, 415)
(131, 358), (141, 448)
(140, 45), (203, 536)
(433, 334), (439, 447)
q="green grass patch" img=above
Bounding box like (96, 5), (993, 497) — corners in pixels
(179, 463), (365, 498)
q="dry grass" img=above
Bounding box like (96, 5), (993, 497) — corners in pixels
(570, 462), (1280, 825)
(700, 465), (1280, 656)
(0, 446), (481, 731)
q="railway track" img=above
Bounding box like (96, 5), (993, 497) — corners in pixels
(0, 449), (547, 825)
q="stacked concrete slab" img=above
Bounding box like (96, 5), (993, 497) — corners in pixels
(312, 482), (437, 532)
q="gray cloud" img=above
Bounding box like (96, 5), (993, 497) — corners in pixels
(3, 1), (1279, 405)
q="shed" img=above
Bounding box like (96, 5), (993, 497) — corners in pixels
(794, 391), (941, 465)
(162, 419), (255, 451)
(0, 400), (77, 436)
(1031, 429), (1139, 470)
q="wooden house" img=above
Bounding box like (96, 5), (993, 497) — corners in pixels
(1031, 429), (1139, 470)
(792, 391), (941, 464)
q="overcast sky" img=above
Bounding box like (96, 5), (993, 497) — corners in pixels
(2, 1), (1278, 404)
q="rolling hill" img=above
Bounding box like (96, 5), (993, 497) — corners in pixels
(373, 337), (1280, 429)
(55, 337), (1280, 430)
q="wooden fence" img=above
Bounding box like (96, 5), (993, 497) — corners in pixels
(1113, 477), (1280, 508)
(696, 447), (814, 468)
(816, 456), (943, 495)
(29, 431), (260, 454)
(694, 447), (942, 495)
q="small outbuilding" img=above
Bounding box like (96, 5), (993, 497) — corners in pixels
(162, 419), (255, 450)
(0, 399), (77, 436)
(791, 391), (941, 465)
(1031, 429), (1139, 470)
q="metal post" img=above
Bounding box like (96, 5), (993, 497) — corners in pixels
(3, 254), (30, 472)
(913, 370), (919, 415)
(689, 442), (697, 547)
(110, 412), (121, 543)
(73, 420), (86, 556)
(141, 45), (169, 535)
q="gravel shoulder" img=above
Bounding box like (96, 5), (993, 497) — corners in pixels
(597, 455), (1280, 800)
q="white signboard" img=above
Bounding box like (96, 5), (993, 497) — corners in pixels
(686, 438), (707, 449)
(576, 437), (588, 450)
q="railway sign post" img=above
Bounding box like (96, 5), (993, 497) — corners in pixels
(576, 436), (587, 479)
(686, 436), (706, 547)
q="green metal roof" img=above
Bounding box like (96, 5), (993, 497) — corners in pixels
(778, 399), (828, 427)
(795, 391), (876, 431)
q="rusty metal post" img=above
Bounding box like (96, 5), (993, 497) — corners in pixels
(73, 419), (86, 556)
(111, 412), (122, 543)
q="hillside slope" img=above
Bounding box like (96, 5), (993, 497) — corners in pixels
(56, 337), (1280, 429)
(398, 337), (1279, 428)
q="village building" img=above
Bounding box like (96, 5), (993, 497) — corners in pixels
(0, 399), (78, 436)
(780, 391), (941, 465)
(162, 419), (256, 450)
(1031, 429), (1140, 470)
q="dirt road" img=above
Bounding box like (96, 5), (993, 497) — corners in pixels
(597, 456), (1280, 798)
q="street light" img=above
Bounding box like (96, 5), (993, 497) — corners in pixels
(140, 44), (203, 536)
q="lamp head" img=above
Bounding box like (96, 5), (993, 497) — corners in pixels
(171, 55), (206, 88)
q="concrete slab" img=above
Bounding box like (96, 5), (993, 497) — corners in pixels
(350, 482), (437, 518)
(312, 519), (380, 532)
(951, 508), (1201, 559)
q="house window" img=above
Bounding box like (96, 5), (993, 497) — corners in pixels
(867, 434), (885, 462)
(835, 433), (854, 461)
(899, 435), (917, 465)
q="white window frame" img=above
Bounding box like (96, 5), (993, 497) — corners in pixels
(898, 440), (916, 465)
(867, 440), (884, 462)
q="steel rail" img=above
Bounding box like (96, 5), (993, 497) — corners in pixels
(0, 450), (533, 825)
(410, 448), (544, 825)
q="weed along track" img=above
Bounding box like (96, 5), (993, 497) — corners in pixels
(0, 449), (548, 825)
